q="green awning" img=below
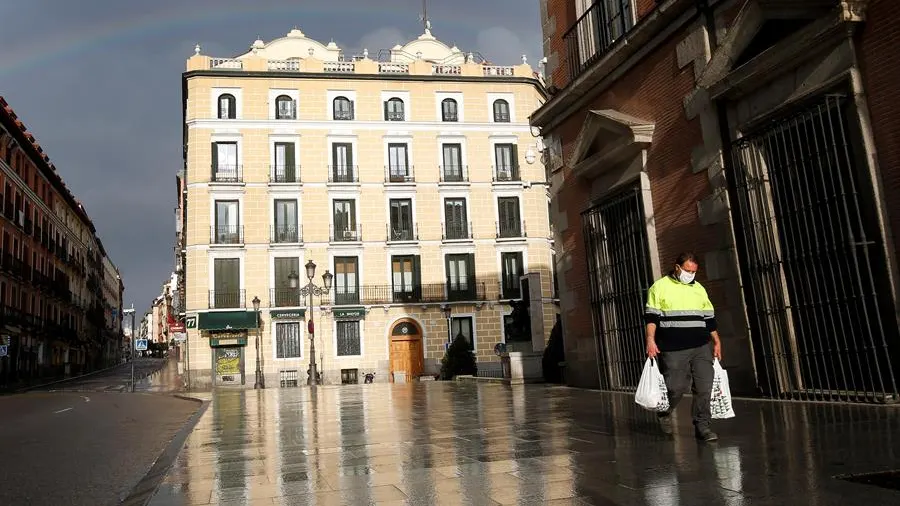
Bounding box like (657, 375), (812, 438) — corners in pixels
(333, 307), (366, 319)
(198, 311), (258, 331)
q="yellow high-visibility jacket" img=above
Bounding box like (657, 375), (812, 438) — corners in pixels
(644, 274), (717, 351)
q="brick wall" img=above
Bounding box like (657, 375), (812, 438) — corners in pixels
(858, 0), (900, 261)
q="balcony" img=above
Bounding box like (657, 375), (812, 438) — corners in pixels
(320, 282), (489, 305)
(385, 111), (405, 122)
(442, 221), (473, 241)
(328, 166), (359, 184)
(210, 165), (243, 183)
(331, 224), (362, 243)
(563, 0), (634, 83)
(270, 288), (302, 308)
(497, 220), (527, 240)
(493, 165), (521, 182)
(439, 166), (468, 183)
(386, 224), (418, 243)
(208, 289), (246, 309)
(210, 225), (244, 245)
(270, 225), (303, 244)
(270, 165), (300, 184)
(385, 165), (415, 184)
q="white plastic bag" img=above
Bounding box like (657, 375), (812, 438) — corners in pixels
(635, 358), (670, 412)
(710, 358), (735, 419)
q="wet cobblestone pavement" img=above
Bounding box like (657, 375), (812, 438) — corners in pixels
(148, 383), (900, 505)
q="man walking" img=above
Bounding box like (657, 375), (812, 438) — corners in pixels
(645, 252), (722, 441)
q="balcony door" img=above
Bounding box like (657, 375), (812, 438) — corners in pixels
(494, 144), (519, 181)
(388, 143), (410, 181)
(498, 197), (522, 237)
(333, 200), (357, 240)
(212, 142), (238, 181)
(274, 257), (300, 307)
(215, 201), (239, 244)
(274, 200), (298, 243)
(442, 144), (463, 181)
(334, 257), (359, 305)
(501, 252), (524, 299)
(389, 199), (413, 241)
(213, 258), (240, 308)
(444, 198), (468, 240)
(332, 143), (353, 182)
(274, 142), (296, 182)
(392, 255), (421, 302)
(446, 253), (475, 301)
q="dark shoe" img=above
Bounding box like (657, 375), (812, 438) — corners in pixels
(696, 429), (718, 442)
(657, 413), (673, 435)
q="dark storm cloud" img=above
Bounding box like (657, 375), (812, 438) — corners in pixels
(0, 0), (542, 313)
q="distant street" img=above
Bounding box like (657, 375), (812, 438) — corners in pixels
(33, 357), (171, 393)
(0, 359), (201, 506)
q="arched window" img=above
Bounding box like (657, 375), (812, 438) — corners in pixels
(493, 99), (510, 122)
(275, 95), (296, 119)
(441, 98), (458, 122)
(217, 94), (236, 119)
(333, 96), (354, 120)
(384, 98), (405, 121)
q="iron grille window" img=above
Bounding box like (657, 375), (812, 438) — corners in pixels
(729, 92), (899, 402)
(336, 321), (361, 356)
(275, 322), (301, 358)
(583, 186), (653, 391)
(341, 368), (359, 384)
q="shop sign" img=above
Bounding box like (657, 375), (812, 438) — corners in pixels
(271, 309), (306, 320)
(333, 307), (366, 319)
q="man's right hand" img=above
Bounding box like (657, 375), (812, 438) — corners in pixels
(646, 340), (660, 358)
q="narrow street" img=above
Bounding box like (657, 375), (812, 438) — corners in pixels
(0, 359), (201, 506)
(32, 357), (171, 393)
(146, 382), (900, 505)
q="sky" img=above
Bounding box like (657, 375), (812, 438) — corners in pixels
(0, 0), (543, 317)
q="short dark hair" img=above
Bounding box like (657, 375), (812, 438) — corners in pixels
(674, 252), (698, 267)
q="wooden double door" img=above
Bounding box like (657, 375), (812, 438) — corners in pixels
(389, 320), (424, 381)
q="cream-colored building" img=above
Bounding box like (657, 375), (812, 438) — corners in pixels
(181, 26), (557, 389)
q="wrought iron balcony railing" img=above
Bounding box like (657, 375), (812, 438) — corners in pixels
(385, 165), (415, 183)
(210, 164), (243, 183)
(208, 289), (246, 309)
(387, 224), (418, 243)
(493, 165), (521, 182)
(271, 225), (302, 244)
(331, 224), (362, 243)
(442, 221), (473, 241)
(270, 288), (303, 308)
(320, 282), (489, 306)
(563, 0), (634, 83)
(328, 166), (359, 183)
(211, 225), (244, 245)
(439, 165), (468, 183)
(269, 165), (300, 183)
(497, 220), (527, 239)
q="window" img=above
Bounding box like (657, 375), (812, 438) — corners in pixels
(275, 322), (302, 358)
(450, 316), (475, 352)
(384, 98), (405, 121)
(441, 99), (458, 122)
(494, 144), (519, 181)
(387, 143), (411, 182)
(336, 321), (361, 356)
(446, 253), (475, 301)
(217, 94), (236, 119)
(214, 200), (240, 244)
(444, 198), (469, 240)
(212, 258), (241, 308)
(392, 255), (421, 302)
(498, 197), (522, 238)
(273, 142), (297, 183)
(333, 200), (358, 241)
(441, 144), (464, 182)
(211, 142), (240, 182)
(334, 257), (359, 305)
(501, 252), (524, 299)
(273, 257), (300, 307)
(493, 99), (510, 122)
(333, 96), (354, 120)
(389, 199), (414, 241)
(275, 95), (296, 119)
(273, 200), (299, 243)
(331, 143), (355, 182)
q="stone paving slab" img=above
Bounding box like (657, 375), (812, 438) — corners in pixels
(147, 383), (900, 505)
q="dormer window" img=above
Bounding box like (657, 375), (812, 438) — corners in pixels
(218, 94), (236, 119)
(441, 99), (458, 122)
(276, 95), (296, 120)
(493, 99), (510, 122)
(384, 98), (405, 121)
(333, 96), (354, 120)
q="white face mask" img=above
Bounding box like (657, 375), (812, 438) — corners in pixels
(677, 269), (695, 284)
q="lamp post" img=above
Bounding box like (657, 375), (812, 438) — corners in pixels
(252, 296), (264, 389)
(290, 260), (333, 386)
(122, 304), (136, 392)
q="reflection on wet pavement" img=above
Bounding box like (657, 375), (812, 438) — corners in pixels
(149, 383), (900, 505)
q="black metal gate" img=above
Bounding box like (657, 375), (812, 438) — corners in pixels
(583, 186), (654, 391)
(730, 93), (900, 402)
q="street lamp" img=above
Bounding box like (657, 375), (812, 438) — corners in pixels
(252, 295), (264, 389)
(295, 260), (333, 385)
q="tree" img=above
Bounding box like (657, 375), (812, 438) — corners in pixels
(440, 334), (477, 380)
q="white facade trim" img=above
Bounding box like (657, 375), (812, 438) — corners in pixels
(381, 91), (412, 122)
(434, 91), (465, 122)
(487, 92), (516, 123)
(210, 87), (243, 119)
(268, 88), (300, 120)
(450, 312), (477, 349)
(188, 119), (533, 133)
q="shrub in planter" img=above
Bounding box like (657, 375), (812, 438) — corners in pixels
(440, 335), (477, 380)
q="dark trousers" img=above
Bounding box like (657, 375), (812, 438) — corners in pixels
(658, 343), (714, 432)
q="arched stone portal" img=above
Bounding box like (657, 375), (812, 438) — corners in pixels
(389, 319), (424, 382)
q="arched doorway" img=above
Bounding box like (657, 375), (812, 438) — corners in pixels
(389, 319), (424, 382)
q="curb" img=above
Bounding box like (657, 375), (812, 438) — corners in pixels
(119, 396), (210, 506)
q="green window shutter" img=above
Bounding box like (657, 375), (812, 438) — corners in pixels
(211, 143), (218, 176)
(383, 101), (389, 121)
(413, 255), (421, 288)
(285, 143), (296, 180)
(466, 254), (476, 294)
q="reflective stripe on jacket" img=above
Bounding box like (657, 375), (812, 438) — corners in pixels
(644, 275), (717, 351)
